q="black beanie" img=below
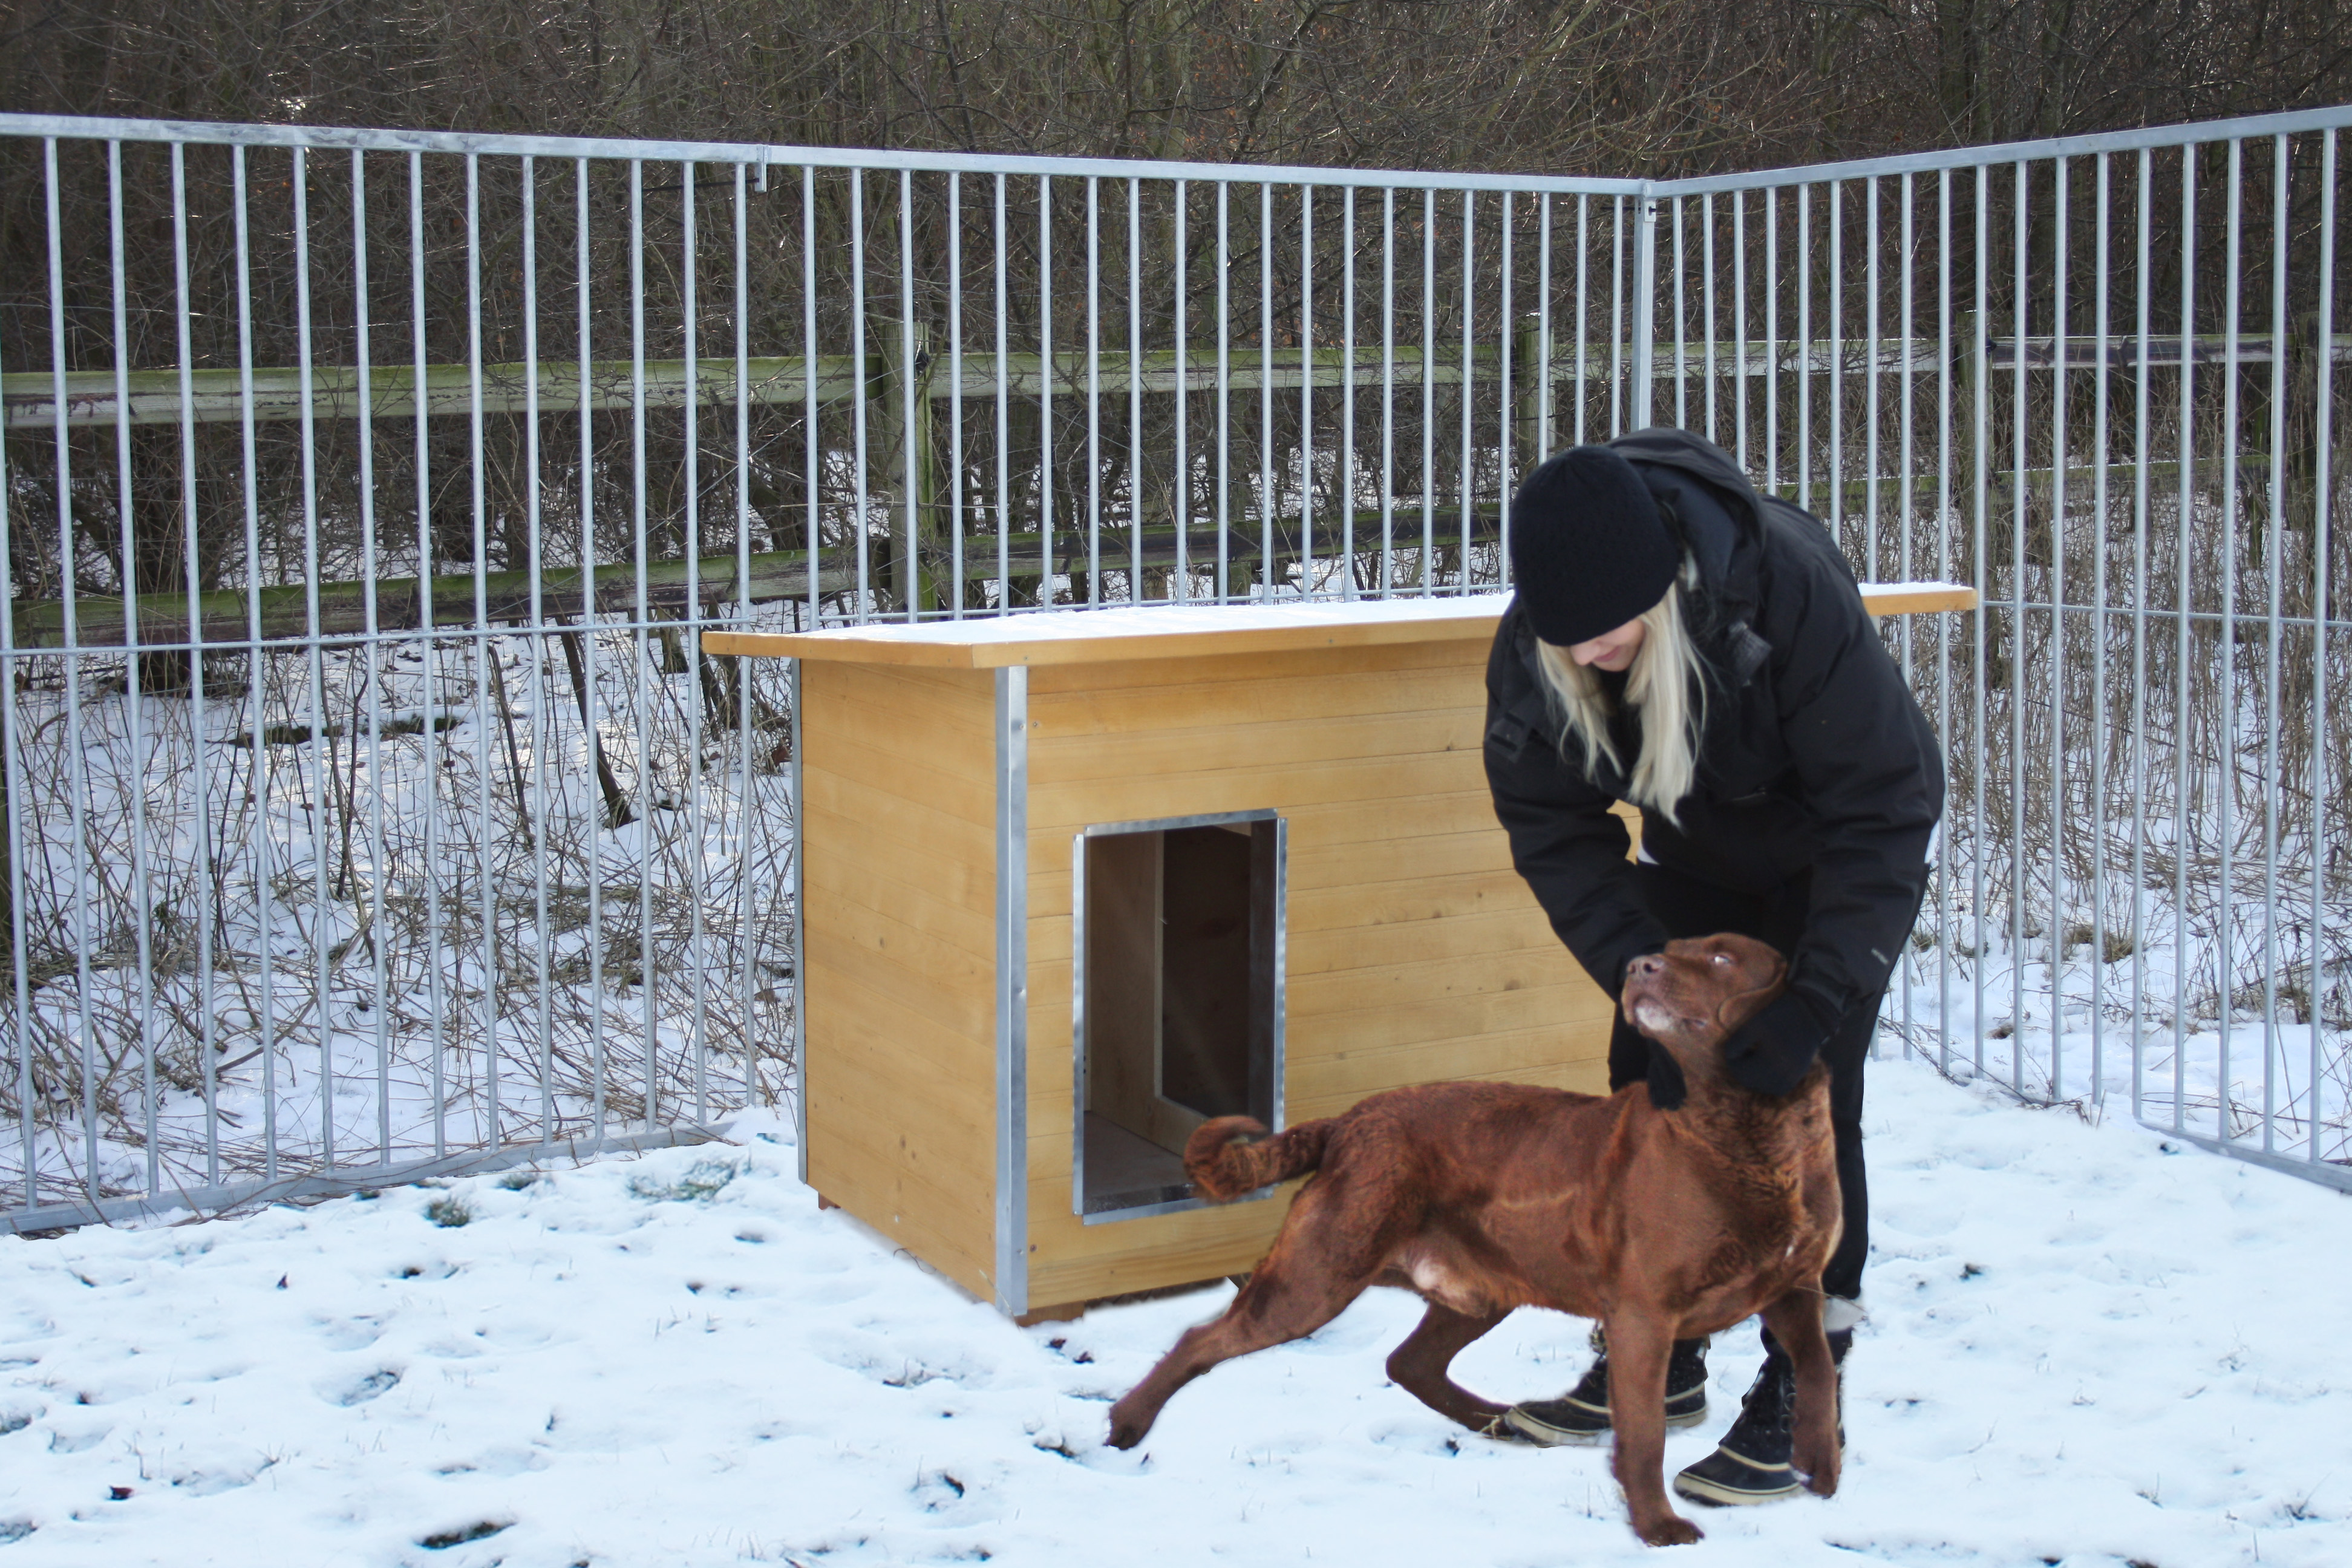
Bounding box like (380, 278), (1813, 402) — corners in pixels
(1508, 445), (1681, 647)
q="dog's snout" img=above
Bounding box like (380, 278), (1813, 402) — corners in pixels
(1626, 953), (1665, 979)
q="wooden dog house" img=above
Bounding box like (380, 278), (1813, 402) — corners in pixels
(705, 584), (1969, 1320)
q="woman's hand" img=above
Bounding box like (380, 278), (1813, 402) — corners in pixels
(1722, 990), (1837, 1096)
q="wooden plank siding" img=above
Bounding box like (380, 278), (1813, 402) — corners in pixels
(1016, 637), (1610, 1310)
(799, 659), (1003, 1302)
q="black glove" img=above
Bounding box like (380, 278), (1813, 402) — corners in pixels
(1644, 1040), (1690, 1111)
(1722, 989), (1838, 1096)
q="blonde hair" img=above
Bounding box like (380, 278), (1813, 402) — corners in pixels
(1534, 559), (1708, 828)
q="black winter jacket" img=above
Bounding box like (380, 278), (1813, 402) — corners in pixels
(1483, 428), (1945, 1028)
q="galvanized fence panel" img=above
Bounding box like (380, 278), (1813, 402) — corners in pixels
(1, 106), (2346, 1230)
(1649, 119), (2351, 1187)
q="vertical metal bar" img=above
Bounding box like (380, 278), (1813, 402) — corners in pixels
(2217, 139), (2244, 1143)
(1301, 186), (1316, 596)
(235, 143), (276, 1178)
(44, 139), (100, 1201)
(1671, 194), (1686, 430)
(682, 157), (709, 1128)
(1261, 182), (1274, 599)
(1039, 175), (1056, 601)
(1610, 193), (1624, 436)
(1935, 168), (1953, 1072)
(105, 142), (160, 1189)
(1382, 188), (1397, 592)
(1460, 191), (1475, 580)
(413, 150), (450, 1158)
(1497, 191), (1514, 567)
(901, 169), (920, 620)
(177, 143), (217, 1178)
(1703, 191), (1718, 445)
(1537, 191), (1553, 466)
(1575, 193), (1589, 446)
(2091, 151), (2112, 1108)
(1127, 177), (1143, 599)
(2, 151), (30, 1206)
(991, 665), (1030, 1316)
(1734, 189), (1748, 471)
(352, 148), (388, 1160)
(1765, 186), (1780, 493)
(2009, 158), (2029, 1095)
(2260, 133), (2289, 1152)
(1424, 189), (1437, 587)
(1632, 195), (1657, 429)
(1867, 176), (1883, 583)
(789, 655), (805, 1177)
(950, 172), (967, 616)
(996, 174), (1011, 611)
(1828, 179), (1842, 547)
(1971, 162), (1990, 1079)
(2310, 129), (2336, 1165)
(577, 156), (605, 1141)
(1086, 175), (1101, 604)
(531, 156), (555, 1142)
(1798, 183), (1812, 512)
(1341, 185), (1357, 598)
(2173, 145), (2198, 1134)
(1174, 178), (1189, 601)
(851, 171), (871, 618)
(2048, 155), (2069, 1099)
(631, 159), (658, 1132)
(2131, 147), (2155, 1123)
(466, 152), (499, 1154)
(1881, 172), (1903, 1047)
(803, 167), (819, 627)
(1215, 180), (1230, 601)
(298, 146), (336, 1165)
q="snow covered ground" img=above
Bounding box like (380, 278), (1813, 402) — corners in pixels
(1, 1055), (2347, 1568)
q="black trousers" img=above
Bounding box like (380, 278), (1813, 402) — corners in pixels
(1602, 858), (1887, 1303)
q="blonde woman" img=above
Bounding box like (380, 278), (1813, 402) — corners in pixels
(1481, 431), (1944, 1506)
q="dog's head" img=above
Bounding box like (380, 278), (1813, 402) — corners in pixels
(1621, 933), (1789, 1089)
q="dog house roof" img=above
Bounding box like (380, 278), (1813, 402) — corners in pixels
(702, 583), (1970, 669)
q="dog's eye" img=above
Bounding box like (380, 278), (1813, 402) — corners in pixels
(1712, 953), (1730, 965)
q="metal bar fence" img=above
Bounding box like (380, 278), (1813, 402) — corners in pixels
(1, 106), (2347, 1232)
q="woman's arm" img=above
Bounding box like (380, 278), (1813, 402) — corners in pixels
(1483, 622), (1673, 999)
(1766, 534), (1947, 1029)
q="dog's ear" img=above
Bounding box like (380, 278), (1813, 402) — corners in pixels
(1708, 941), (1789, 1036)
(1711, 975), (1786, 1036)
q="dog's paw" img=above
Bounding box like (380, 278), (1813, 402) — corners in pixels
(1633, 1514), (1704, 1547)
(1795, 1432), (1841, 1496)
(1104, 1403), (1149, 1450)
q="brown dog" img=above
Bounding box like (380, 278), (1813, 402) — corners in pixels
(1105, 932), (1843, 1546)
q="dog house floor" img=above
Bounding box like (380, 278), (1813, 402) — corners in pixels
(1081, 1112), (1192, 1215)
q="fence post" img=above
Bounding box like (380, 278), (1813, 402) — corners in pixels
(871, 318), (941, 613)
(1631, 194), (1659, 429)
(1514, 313), (1550, 465)
(1956, 307), (1983, 569)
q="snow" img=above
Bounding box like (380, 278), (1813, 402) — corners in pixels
(786, 589), (1522, 648)
(781, 582), (1970, 652)
(3, 1059), (2348, 1567)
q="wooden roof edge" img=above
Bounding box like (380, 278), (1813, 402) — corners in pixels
(704, 581), (1978, 665)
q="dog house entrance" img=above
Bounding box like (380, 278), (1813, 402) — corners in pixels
(1075, 811), (1284, 1220)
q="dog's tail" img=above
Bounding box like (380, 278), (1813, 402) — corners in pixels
(1183, 1116), (1333, 1202)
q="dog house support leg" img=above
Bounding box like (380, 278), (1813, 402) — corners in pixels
(993, 665), (1031, 1316)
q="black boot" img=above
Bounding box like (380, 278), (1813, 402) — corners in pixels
(1671, 1328), (1851, 1506)
(1504, 1326), (1710, 1446)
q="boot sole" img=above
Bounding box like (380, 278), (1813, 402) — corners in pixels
(1671, 1452), (1805, 1507)
(1504, 1400), (1708, 1447)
